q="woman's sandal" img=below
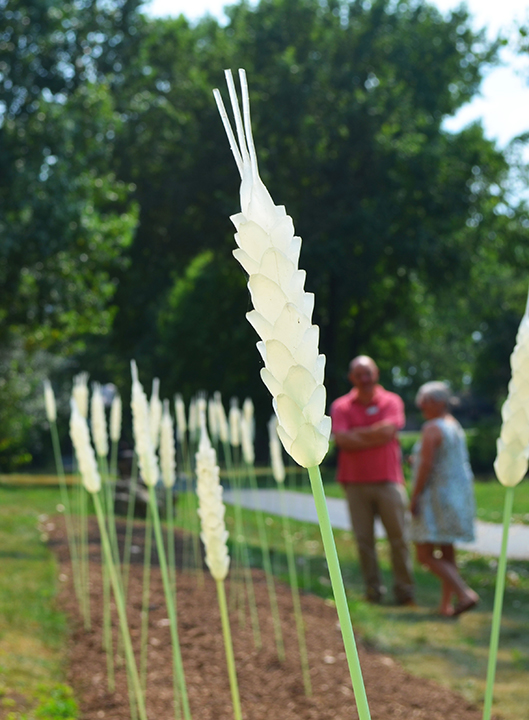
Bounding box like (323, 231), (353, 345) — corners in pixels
(452, 595), (479, 617)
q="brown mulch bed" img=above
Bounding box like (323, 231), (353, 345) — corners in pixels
(48, 517), (497, 720)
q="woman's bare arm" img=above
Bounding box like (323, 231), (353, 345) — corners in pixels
(410, 422), (442, 514)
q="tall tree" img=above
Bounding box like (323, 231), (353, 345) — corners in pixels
(0, 0), (141, 467)
(104, 0), (529, 407)
(0, 0), (141, 350)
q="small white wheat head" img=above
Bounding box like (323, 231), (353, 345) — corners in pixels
(243, 397), (255, 447)
(188, 398), (198, 441)
(110, 393), (122, 443)
(174, 393), (187, 442)
(149, 378), (163, 450)
(160, 399), (177, 489)
(214, 392), (229, 444)
(495, 294), (529, 487)
(130, 361), (160, 488)
(214, 69), (330, 468)
(195, 411), (230, 581)
(43, 379), (57, 423)
(240, 415), (255, 466)
(208, 397), (219, 442)
(268, 415), (286, 484)
(229, 399), (241, 448)
(72, 372), (89, 419)
(91, 382), (109, 459)
(70, 399), (101, 494)
(196, 394), (207, 430)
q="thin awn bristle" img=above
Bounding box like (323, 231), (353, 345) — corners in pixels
(224, 69), (250, 167)
(213, 88), (244, 177)
(239, 69), (259, 183)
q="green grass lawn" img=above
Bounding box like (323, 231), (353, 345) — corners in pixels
(0, 485), (78, 719)
(1, 474), (528, 720)
(176, 473), (529, 720)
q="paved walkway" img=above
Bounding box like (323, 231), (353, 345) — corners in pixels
(223, 488), (529, 560)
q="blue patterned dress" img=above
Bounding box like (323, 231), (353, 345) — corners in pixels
(411, 417), (475, 544)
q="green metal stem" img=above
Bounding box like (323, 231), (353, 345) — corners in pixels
(140, 506), (153, 695)
(307, 465), (371, 720)
(247, 463), (285, 661)
(50, 421), (81, 604)
(122, 455), (139, 597)
(102, 546), (115, 692)
(110, 438), (119, 483)
(279, 483), (311, 696)
(80, 485), (91, 630)
(216, 579), (243, 720)
(189, 479), (204, 585)
(148, 486), (191, 720)
(230, 456), (261, 647)
(166, 486), (177, 597)
(482, 485), (515, 720)
(101, 455), (120, 570)
(93, 492), (147, 720)
(299, 465), (312, 591)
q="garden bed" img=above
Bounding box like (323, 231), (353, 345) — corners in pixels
(49, 517), (499, 720)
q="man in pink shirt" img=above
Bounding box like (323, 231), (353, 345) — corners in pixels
(331, 356), (414, 605)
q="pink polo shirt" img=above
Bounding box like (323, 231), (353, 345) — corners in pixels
(330, 385), (405, 484)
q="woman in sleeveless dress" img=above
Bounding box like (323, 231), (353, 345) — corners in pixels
(410, 382), (479, 617)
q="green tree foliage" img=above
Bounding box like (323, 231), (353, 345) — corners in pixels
(0, 0), (140, 349)
(0, 0), (140, 467)
(2, 0), (529, 468)
(156, 250), (269, 404)
(104, 0), (529, 407)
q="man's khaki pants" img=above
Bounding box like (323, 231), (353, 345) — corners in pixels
(343, 481), (414, 604)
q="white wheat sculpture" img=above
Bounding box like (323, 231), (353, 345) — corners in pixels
(43, 379), (57, 423)
(213, 69), (330, 468)
(70, 399), (101, 494)
(110, 393), (122, 444)
(195, 412), (230, 581)
(130, 361), (159, 488)
(495, 293), (529, 487)
(72, 372), (89, 419)
(160, 399), (177, 489)
(91, 383), (109, 459)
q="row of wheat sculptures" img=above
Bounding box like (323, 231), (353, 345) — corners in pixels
(44, 70), (526, 720)
(48, 366), (316, 719)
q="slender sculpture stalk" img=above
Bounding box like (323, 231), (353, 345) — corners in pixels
(149, 486), (191, 720)
(484, 291), (529, 717)
(94, 493), (147, 720)
(80, 484), (91, 630)
(482, 486), (515, 720)
(70, 396), (146, 719)
(214, 69), (370, 718)
(279, 483), (311, 696)
(246, 463), (284, 661)
(307, 465), (371, 720)
(140, 506), (153, 696)
(195, 409), (241, 720)
(122, 454), (139, 596)
(166, 485), (177, 597)
(48, 418), (82, 604)
(216, 579), (243, 720)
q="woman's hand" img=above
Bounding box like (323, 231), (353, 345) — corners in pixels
(410, 494), (420, 517)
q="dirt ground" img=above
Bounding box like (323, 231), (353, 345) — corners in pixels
(48, 517), (499, 720)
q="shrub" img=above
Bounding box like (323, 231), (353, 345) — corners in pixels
(466, 420), (501, 475)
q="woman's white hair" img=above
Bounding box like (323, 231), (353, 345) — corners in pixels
(415, 381), (451, 407)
